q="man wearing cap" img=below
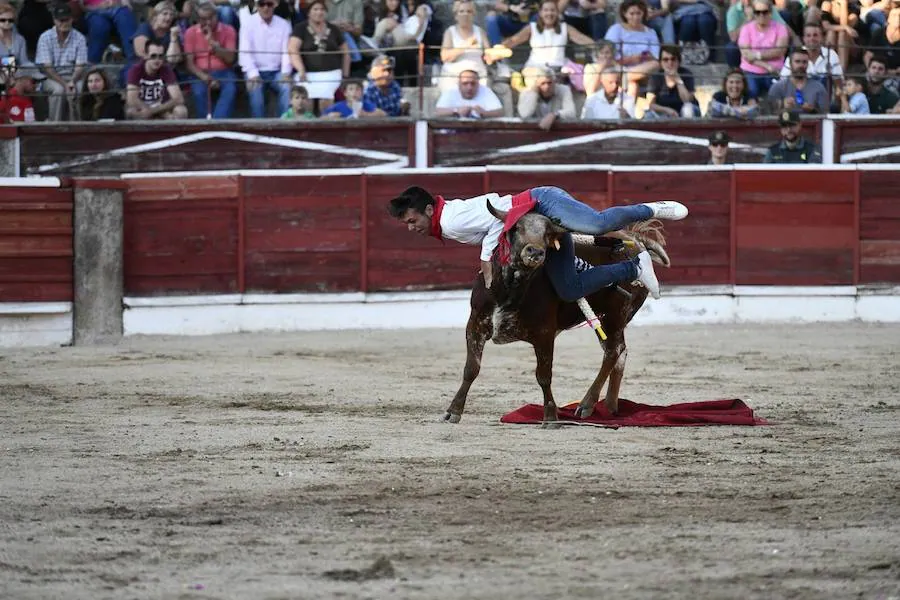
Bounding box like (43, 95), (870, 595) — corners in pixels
(707, 130), (731, 165)
(362, 55), (408, 117)
(763, 110), (822, 163)
(35, 3), (87, 121)
(0, 67), (36, 123)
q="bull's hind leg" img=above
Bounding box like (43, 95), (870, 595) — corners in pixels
(444, 312), (491, 424)
(534, 336), (561, 429)
(574, 333), (625, 419)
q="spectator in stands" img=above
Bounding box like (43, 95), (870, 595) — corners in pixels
(326, 0), (364, 64)
(763, 109), (822, 163)
(517, 66), (575, 130)
(281, 83), (316, 117)
(837, 73), (871, 113)
(0, 67), (36, 123)
(673, 0), (718, 65)
(79, 66), (126, 120)
(768, 47), (831, 113)
(865, 54), (900, 112)
(82, 0), (138, 65)
(185, 1), (238, 119)
(485, 0), (540, 46)
(239, 0), (292, 118)
(557, 0), (607, 41)
(646, 0), (675, 45)
(132, 1), (184, 68)
(438, 0), (492, 91)
(500, 0), (595, 71)
(860, 0), (892, 38)
(369, 0), (430, 82)
(581, 67), (636, 119)
(0, 2), (39, 88)
(604, 0), (660, 99)
(818, 0), (861, 56)
(738, 0), (790, 98)
(362, 53), (408, 115)
(779, 23), (843, 93)
(126, 39), (188, 119)
(707, 130), (731, 164)
(434, 67), (504, 118)
(14, 0), (54, 58)
(644, 44), (701, 118)
(864, 5), (900, 87)
(289, 0), (349, 112)
(707, 68), (760, 118)
(322, 78), (380, 117)
(726, 0), (790, 68)
(579, 39), (617, 95)
(36, 3), (87, 122)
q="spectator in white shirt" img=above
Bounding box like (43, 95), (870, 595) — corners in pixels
(239, 0), (293, 118)
(581, 68), (636, 119)
(778, 23), (843, 88)
(435, 68), (505, 118)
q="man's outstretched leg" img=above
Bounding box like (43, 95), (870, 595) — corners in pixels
(530, 186), (688, 235)
(545, 233), (661, 300)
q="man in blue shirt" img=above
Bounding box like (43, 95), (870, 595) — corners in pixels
(362, 55), (409, 117)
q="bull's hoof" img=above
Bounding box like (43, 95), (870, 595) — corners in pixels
(541, 421), (563, 430)
(574, 405), (594, 419)
(442, 411), (461, 424)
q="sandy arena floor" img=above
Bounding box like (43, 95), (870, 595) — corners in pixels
(1, 323), (899, 600)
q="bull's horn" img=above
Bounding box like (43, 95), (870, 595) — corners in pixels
(553, 239), (561, 250)
(486, 200), (509, 222)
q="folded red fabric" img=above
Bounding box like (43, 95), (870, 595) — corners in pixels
(500, 399), (768, 427)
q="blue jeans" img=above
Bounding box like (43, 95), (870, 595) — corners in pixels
(85, 6), (138, 63)
(190, 69), (237, 119)
(678, 11), (717, 46)
(744, 71), (775, 99)
(248, 71), (291, 118)
(217, 5), (238, 28)
(343, 32), (362, 62)
(545, 233), (639, 302)
(725, 41), (741, 68)
(531, 187), (650, 301)
(865, 9), (887, 37)
(647, 0), (675, 44)
(486, 13), (530, 46)
(563, 13), (608, 40)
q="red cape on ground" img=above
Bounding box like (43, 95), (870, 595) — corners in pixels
(500, 399), (768, 427)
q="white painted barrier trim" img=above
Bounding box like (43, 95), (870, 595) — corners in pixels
(415, 120), (428, 168)
(0, 302), (72, 314)
(840, 144), (900, 163)
(733, 285), (857, 296)
(488, 164), (613, 172)
(821, 117), (835, 165)
(855, 164), (900, 171)
(0, 176), (61, 187)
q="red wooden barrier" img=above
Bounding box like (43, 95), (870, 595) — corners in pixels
(858, 170), (900, 283)
(734, 170), (856, 285)
(124, 176), (240, 295)
(114, 168), (898, 298)
(0, 185), (73, 302)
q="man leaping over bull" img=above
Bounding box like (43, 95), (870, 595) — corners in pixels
(388, 185), (688, 300)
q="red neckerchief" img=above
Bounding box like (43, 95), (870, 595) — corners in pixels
(497, 190), (538, 265)
(429, 195), (446, 240)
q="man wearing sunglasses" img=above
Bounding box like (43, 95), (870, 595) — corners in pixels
(238, 0), (293, 118)
(763, 109), (822, 163)
(125, 39), (188, 119)
(707, 130), (731, 165)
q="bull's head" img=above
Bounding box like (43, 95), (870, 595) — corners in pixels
(487, 200), (567, 270)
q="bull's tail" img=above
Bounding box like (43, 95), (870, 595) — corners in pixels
(626, 219), (670, 268)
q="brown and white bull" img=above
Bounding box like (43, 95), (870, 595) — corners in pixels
(443, 201), (670, 427)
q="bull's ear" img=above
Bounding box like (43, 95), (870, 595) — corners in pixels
(486, 200), (509, 222)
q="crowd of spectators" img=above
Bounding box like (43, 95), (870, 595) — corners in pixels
(0, 0), (898, 126)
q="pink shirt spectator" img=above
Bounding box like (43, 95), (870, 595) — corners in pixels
(738, 20), (789, 74)
(183, 22), (237, 72)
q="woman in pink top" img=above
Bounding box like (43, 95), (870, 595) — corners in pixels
(738, 0), (789, 98)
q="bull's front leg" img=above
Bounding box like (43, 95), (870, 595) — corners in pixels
(533, 336), (561, 429)
(444, 311), (492, 423)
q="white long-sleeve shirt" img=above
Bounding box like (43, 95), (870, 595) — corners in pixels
(439, 193), (514, 261)
(238, 12), (293, 79)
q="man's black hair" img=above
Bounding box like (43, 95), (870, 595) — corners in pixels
(388, 186), (436, 218)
